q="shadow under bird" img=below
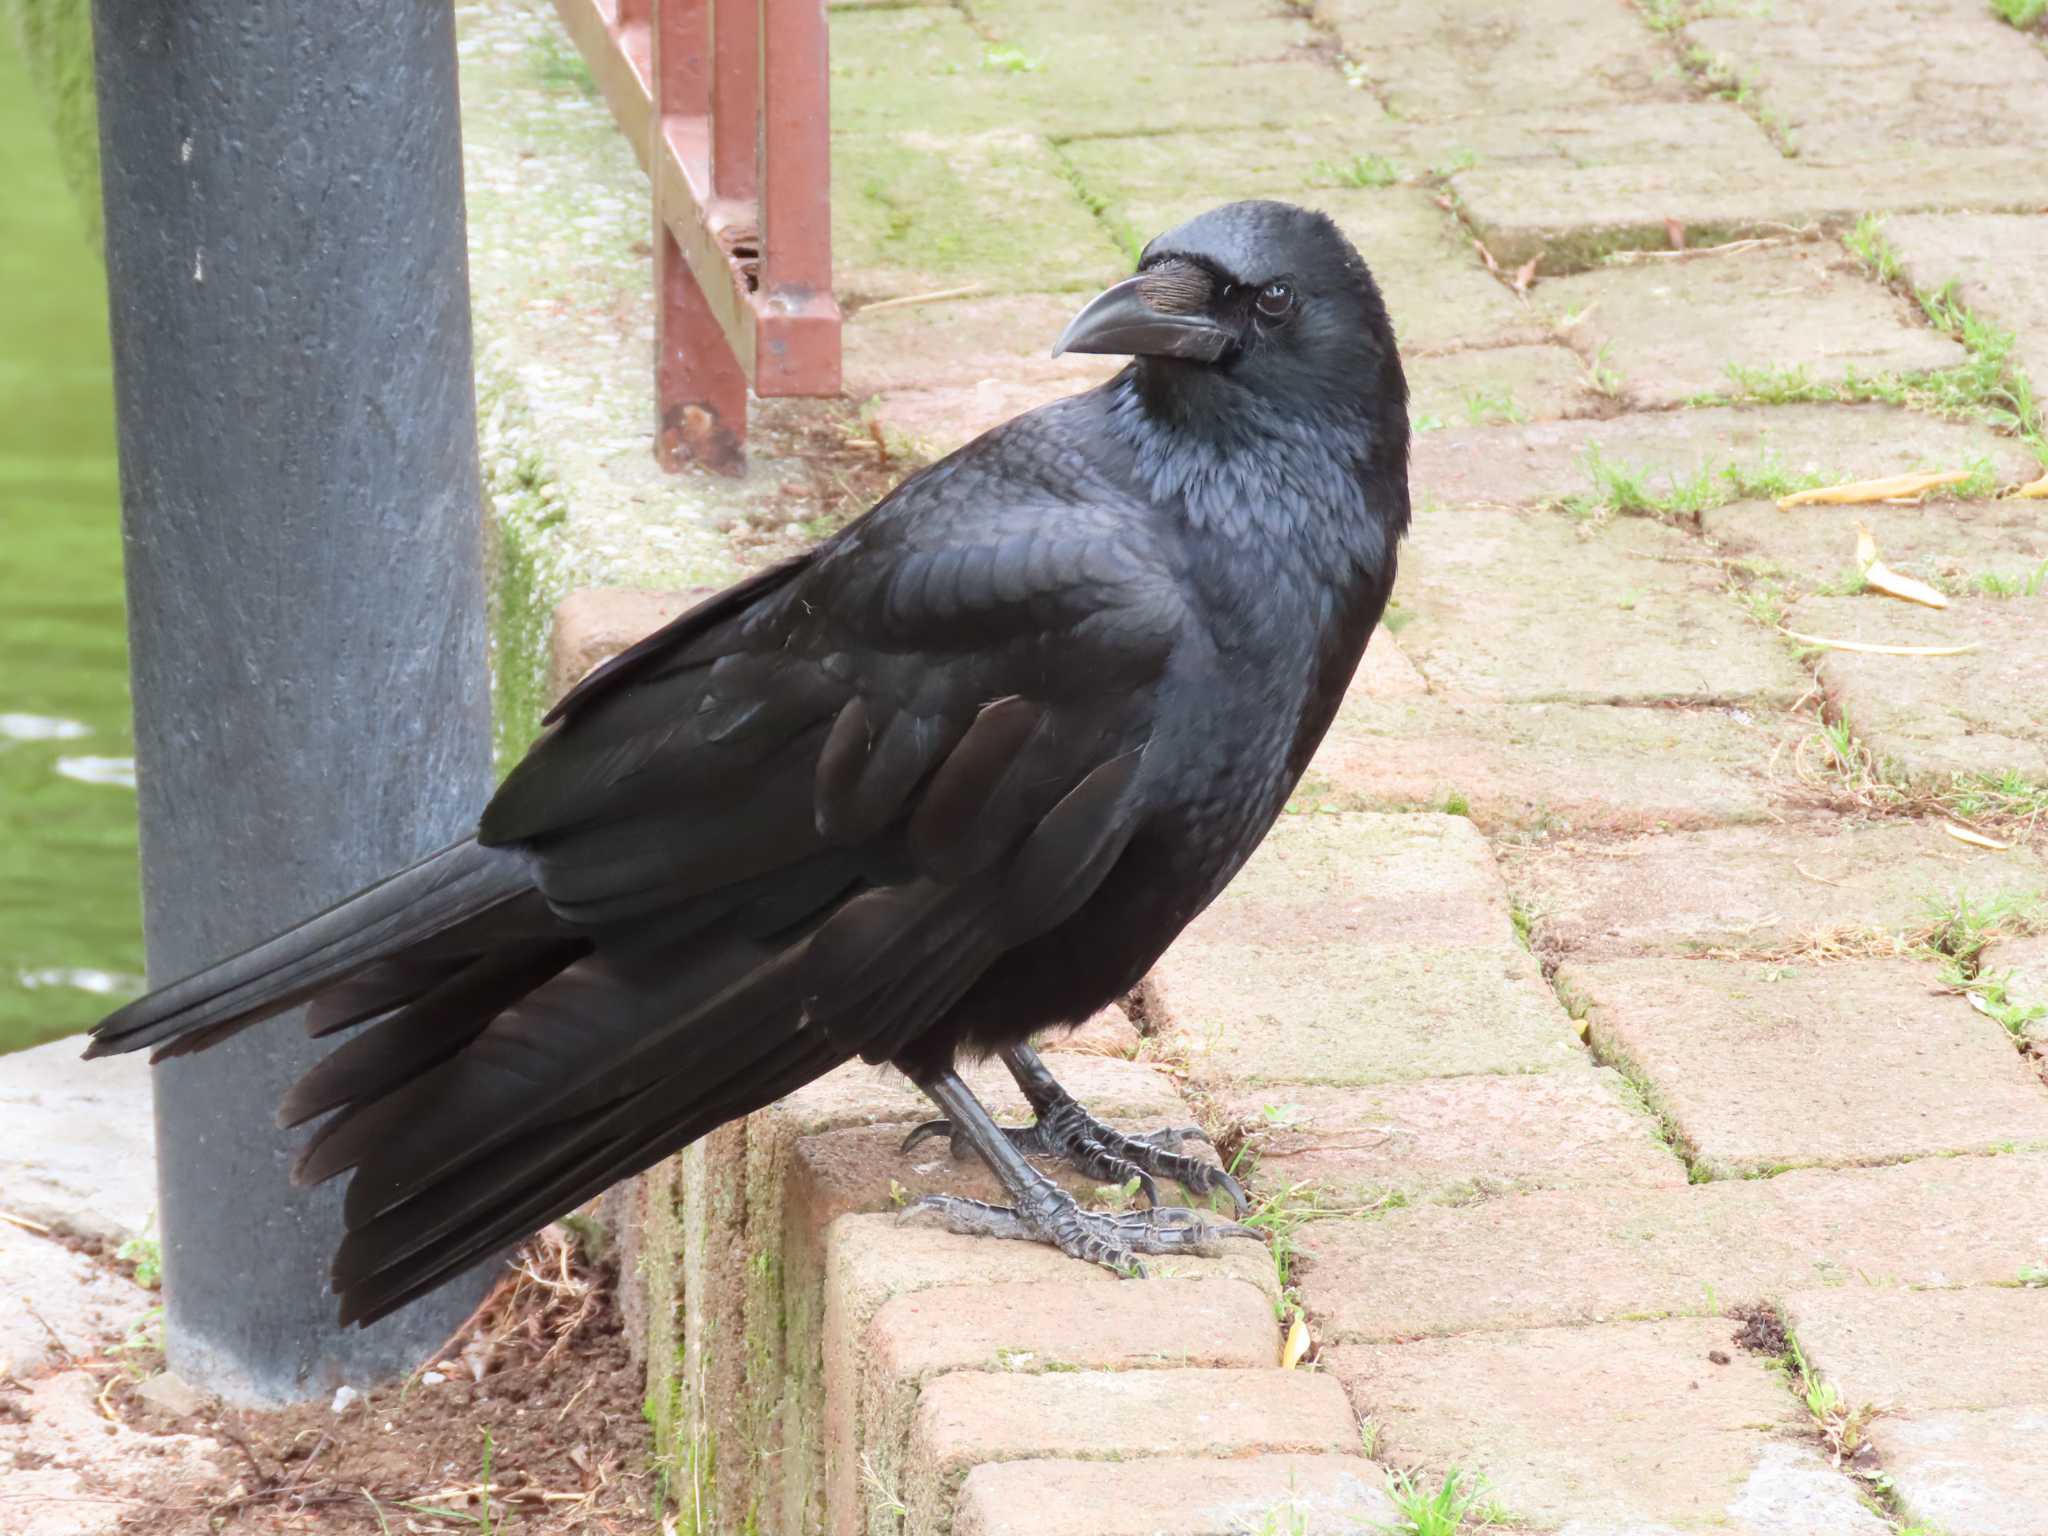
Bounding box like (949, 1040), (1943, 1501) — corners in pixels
(89, 199), (1411, 1327)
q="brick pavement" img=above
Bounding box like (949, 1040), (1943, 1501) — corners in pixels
(513, 0), (2048, 1528)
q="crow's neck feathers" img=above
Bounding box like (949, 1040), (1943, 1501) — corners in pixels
(1104, 362), (1408, 587)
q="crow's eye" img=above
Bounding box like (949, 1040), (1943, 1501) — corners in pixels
(1255, 282), (1294, 318)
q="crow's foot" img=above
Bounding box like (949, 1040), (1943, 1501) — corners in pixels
(902, 1187), (1255, 1276)
(900, 1108), (1247, 1216)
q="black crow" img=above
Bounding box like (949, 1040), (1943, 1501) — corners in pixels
(89, 199), (1410, 1325)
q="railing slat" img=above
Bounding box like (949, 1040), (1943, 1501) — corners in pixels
(551, 0), (839, 470)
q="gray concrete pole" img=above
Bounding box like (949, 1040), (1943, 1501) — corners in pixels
(91, 2), (498, 1402)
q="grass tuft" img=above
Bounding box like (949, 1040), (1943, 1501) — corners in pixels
(1555, 446), (1829, 524)
(1378, 1467), (1511, 1533)
(1313, 153), (1401, 189)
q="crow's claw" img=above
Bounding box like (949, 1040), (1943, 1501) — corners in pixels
(901, 1188), (1259, 1275)
(898, 1108), (1245, 1216)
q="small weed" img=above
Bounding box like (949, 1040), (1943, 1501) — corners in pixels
(1313, 153), (1401, 188)
(1731, 581), (1787, 628)
(1947, 965), (2047, 1041)
(1973, 559), (2048, 598)
(1582, 343), (1626, 400)
(1427, 148), (1479, 178)
(1844, 214), (1902, 285)
(1411, 410), (1449, 433)
(529, 29), (596, 95)
(402, 1430), (502, 1532)
(1093, 1175), (1144, 1213)
(116, 1233), (162, 1290)
(1509, 901), (1533, 951)
(1991, 0), (2047, 27)
(1636, 0), (1690, 31)
(1556, 446), (1822, 524)
(1379, 1467), (1499, 1534)
(1360, 1417), (1383, 1459)
(1921, 890), (2046, 973)
(860, 1451), (908, 1522)
(2019, 1263), (2048, 1286)
(1784, 1337), (1877, 1467)
(1246, 1496), (1313, 1536)
(1441, 790), (1471, 817)
(1679, 46), (1796, 153)
(1245, 1181), (1405, 1290)
(980, 44), (1041, 72)
(1462, 387), (1527, 425)
(1942, 770), (2048, 831)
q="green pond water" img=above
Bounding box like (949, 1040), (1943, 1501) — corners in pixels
(0, 33), (145, 1054)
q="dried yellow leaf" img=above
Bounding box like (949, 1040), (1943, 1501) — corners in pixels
(1943, 822), (2012, 851)
(1780, 628), (1981, 657)
(1282, 1311), (1312, 1370)
(2020, 472), (2048, 500)
(1778, 470), (1972, 509)
(1854, 520), (1949, 609)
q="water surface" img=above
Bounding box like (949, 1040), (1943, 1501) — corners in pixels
(0, 33), (145, 1053)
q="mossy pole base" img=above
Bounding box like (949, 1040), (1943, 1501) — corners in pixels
(91, 1), (497, 1402)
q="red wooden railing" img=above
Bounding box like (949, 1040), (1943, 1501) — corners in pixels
(553, 0), (841, 474)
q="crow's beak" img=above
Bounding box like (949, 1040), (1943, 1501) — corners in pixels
(1052, 274), (1234, 362)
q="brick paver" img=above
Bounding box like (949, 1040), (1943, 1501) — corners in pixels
(509, 0), (2048, 1525)
(1329, 1318), (1887, 1533)
(1223, 1068), (1686, 1203)
(1790, 594), (2048, 784)
(1534, 244), (1966, 407)
(1506, 818), (2048, 959)
(1565, 956), (2048, 1175)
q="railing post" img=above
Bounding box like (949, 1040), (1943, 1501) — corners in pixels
(756, 0), (837, 397)
(652, 0), (746, 474)
(711, 0), (759, 201)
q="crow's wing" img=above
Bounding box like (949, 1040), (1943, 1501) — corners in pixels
(313, 442), (1196, 1321)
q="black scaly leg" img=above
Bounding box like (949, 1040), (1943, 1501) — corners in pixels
(901, 1063), (1257, 1274)
(901, 1041), (1249, 1215)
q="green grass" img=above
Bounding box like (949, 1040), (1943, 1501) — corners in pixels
(1462, 387), (1527, 426)
(528, 28), (597, 94)
(1555, 446), (1830, 523)
(1950, 965), (2048, 1042)
(1833, 219), (2046, 465)
(1844, 212), (1902, 285)
(980, 44), (1042, 73)
(1991, 0), (2047, 26)
(1312, 153), (1401, 189)
(1943, 770), (2048, 828)
(1973, 559), (2048, 598)
(116, 1233), (162, 1289)
(1921, 890), (2046, 972)
(1378, 1468), (1509, 1534)
(1240, 1179), (1406, 1292)
(1679, 46), (1796, 154)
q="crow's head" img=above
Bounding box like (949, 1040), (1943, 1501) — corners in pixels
(1054, 199), (1403, 434)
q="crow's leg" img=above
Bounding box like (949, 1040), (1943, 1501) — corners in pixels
(901, 1064), (1257, 1275)
(900, 1042), (1249, 1215)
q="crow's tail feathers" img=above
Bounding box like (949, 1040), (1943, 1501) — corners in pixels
(85, 839), (547, 1063)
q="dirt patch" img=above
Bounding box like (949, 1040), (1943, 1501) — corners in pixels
(15, 1228), (655, 1535)
(719, 396), (917, 565)
(1729, 1302), (1789, 1357)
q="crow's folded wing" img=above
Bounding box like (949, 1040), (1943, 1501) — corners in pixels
(311, 471), (1195, 1322)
